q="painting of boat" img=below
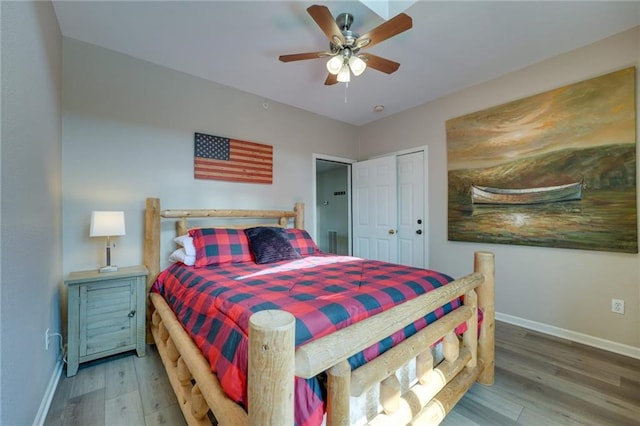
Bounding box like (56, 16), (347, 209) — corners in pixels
(471, 181), (583, 205)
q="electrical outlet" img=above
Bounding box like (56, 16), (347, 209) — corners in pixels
(45, 328), (50, 351)
(611, 299), (625, 314)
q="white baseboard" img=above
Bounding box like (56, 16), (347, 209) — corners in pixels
(496, 312), (640, 360)
(32, 358), (63, 426)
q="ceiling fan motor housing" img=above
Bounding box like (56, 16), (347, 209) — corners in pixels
(336, 13), (354, 31)
(331, 12), (360, 53)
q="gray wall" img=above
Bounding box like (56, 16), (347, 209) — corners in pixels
(359, 28), (640, 350)
(1, 1), (63, 425)
(62, 38), (360, 274)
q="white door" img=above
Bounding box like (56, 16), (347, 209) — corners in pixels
(352, 156), (397, 262)
(397, 151), (425, 268)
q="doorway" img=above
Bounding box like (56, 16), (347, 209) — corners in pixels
(315, 158), (352, 255)
(313, 148), (427, 266)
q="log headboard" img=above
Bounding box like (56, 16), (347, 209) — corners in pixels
(143, 197), (305, 340)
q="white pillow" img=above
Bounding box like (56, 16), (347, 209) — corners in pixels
(168, 248), (196, 266)
(174, 234), (196, 256)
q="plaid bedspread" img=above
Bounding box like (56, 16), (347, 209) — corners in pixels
(151, 254), (463, 426)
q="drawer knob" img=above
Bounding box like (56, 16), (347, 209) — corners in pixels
(128, 310), (136, 318)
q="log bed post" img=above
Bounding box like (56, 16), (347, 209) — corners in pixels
(177, 218), (188, 237)
(462, 289), (478, 369)
(145, 197), (161, 344)
(294, 202), (304, 229)
(474, 251), (495, 385)
(248, 310), (296, 426)
(326, 360), (351, 426)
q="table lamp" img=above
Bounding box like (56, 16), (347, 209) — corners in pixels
(90, 211), (126, 273)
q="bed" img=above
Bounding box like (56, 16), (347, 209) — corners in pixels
(143, 197), (495, 425)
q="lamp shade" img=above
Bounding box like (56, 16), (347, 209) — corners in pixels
(90, 211), (126, 237)
(337, 64), (351, 83)
(326, 55), (343, 75)
(349, 56), (367, 76)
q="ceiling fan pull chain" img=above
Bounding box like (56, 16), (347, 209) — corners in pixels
(344, 82), (348, 104)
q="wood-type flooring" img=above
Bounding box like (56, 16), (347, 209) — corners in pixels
(45, 321), (640, 425)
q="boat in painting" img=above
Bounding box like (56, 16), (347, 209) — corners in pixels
(471, 181), (583, 205)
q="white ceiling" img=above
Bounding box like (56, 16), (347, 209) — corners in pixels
(52, 1), (640, 126)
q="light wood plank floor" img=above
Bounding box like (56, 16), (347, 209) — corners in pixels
(45, 321), (640, 425)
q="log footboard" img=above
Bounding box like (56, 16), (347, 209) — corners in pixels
(269, 251), (493, 426)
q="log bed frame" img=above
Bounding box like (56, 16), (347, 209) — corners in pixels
(143, 197), (495, 425)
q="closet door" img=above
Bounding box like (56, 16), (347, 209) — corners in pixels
(352, 155), (397, 262)
(353, 150), (427, 268)
(397, 151), (425, 268)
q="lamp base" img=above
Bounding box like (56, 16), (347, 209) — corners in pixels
(99, 265), (119, 273)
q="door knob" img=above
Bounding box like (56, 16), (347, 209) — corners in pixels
(417, 219), (422, 224)
(388, 229), (396, 235)
(128, 310), (136, 318)
(416, 229), (423, 235)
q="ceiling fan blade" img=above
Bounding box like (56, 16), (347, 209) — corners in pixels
(307, 5), (346, 46)
(324, 73), (338, 85)
(361, 53), (400, 74)
(356, 13), (412, 50)
(279, 51), (329, 62)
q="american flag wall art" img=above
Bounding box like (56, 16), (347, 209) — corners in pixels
(194, 133), (273, 184)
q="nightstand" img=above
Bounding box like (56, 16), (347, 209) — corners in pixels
(65, 265), (148, 377)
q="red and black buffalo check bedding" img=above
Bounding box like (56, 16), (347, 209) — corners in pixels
(151, 254), (468, 426)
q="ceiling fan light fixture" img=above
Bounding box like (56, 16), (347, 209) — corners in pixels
(349, 55), (366, 76)
(337, 63), (351, 82)
(326, 55), (343, 75)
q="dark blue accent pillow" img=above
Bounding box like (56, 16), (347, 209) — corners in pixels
(244, 227), (302, 264)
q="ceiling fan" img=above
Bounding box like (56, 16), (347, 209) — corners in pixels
(279, 5), (412, 85)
